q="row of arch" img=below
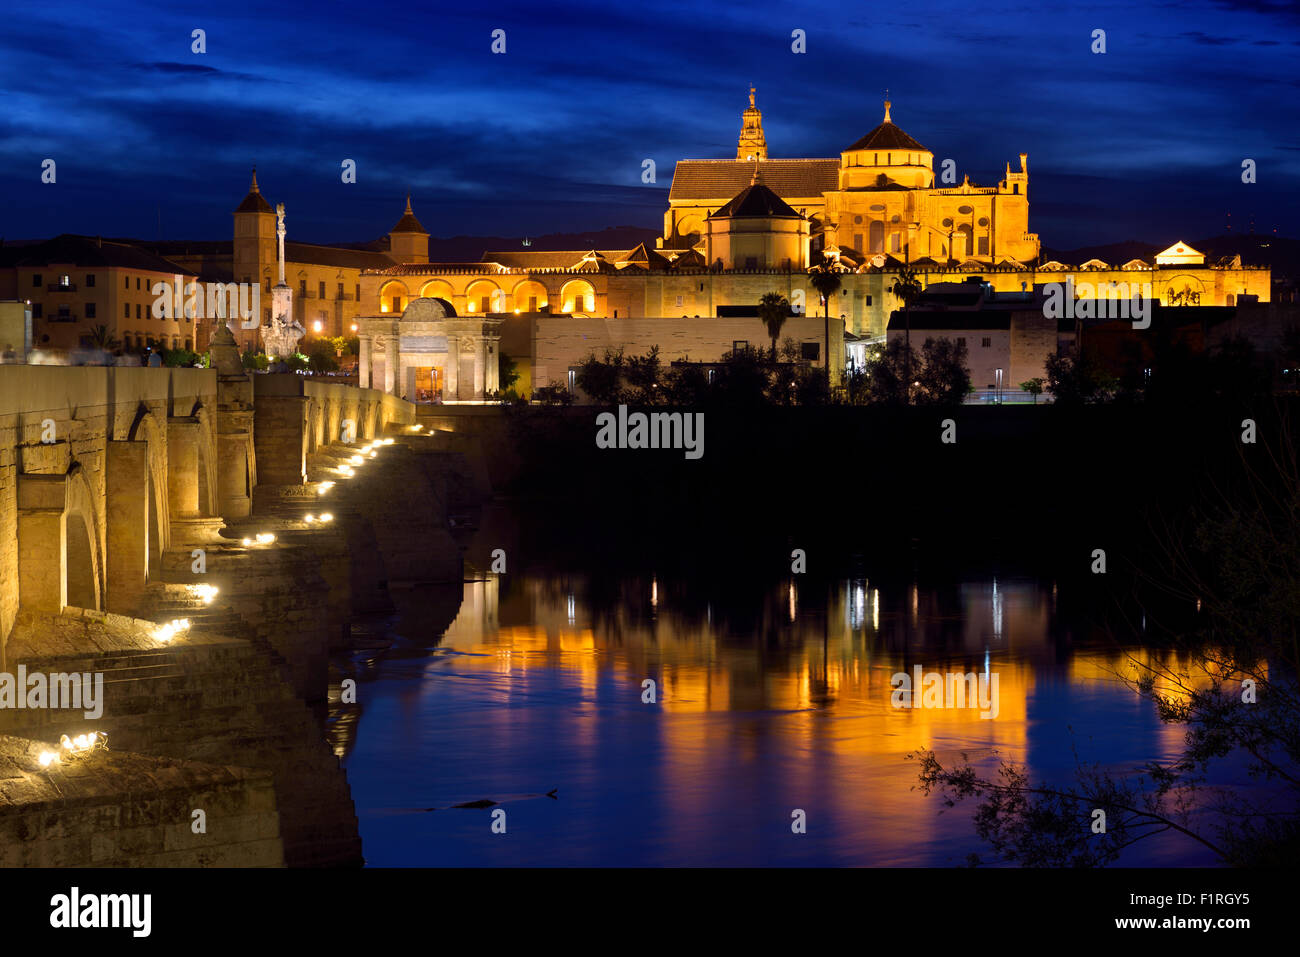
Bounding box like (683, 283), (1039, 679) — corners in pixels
(378, 278), (597, 315)
(16, 401), (219, 622)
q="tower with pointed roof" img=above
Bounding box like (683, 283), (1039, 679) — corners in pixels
(736, 86), (768, 161)
(388, 195), (429, 264)
(233, 168), (275, 293)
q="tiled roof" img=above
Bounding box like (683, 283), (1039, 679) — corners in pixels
(389, 197), (427, 234)
(709, 182), (802, 219)
(0, 234), (195, 274)
(669, 158), (839, 201)
(845, 121), (928, 153)
(283, 241), (394, 270)
(478, 250), (630, 270)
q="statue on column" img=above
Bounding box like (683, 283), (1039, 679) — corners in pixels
(261, 202), (305, 360)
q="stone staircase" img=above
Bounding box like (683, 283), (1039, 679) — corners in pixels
(4, 586), (364, 867)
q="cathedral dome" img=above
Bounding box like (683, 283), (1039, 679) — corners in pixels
(845, 101), (927, 153)
(400, 297), (456, 321)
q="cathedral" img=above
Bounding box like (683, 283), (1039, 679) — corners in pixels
(663, 91), (1040, 268)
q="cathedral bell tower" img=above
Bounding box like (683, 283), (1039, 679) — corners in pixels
(736, 86), (768, 161)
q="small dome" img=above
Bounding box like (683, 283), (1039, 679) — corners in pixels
(400, 297), (456, 321)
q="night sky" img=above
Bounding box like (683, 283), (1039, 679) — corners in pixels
(2, 0), (1297, 251)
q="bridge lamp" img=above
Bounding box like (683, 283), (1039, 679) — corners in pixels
(320, 513), (334, 523)
(304, 514), (316, 524)
(255, 532), (276, 545)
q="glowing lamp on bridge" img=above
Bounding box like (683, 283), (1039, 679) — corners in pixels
(255, 532), (276, 545)
(319, 512), (334, 523)
(192, 584), (219, 604)
(59, 731), (107, 757)
(154, 618), (192, 643)
(317, 481), (335, 493)
(304, 514), (316, 524)
(349, 455), (364, 465)
(338, 465), (354, 477)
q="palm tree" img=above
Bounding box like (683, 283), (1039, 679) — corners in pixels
(86, 324), (120, 353)
(757, 292), (790, 360)
(891, 266), (923, 403)
(808, 254), (843, 318)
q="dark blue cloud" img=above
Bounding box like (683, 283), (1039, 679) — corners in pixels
(0, 0), (1296, 249)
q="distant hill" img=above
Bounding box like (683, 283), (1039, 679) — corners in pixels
(1043, 235), (1299, 280)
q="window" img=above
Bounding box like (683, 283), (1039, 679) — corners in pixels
(978, 236), (989, 256)
(33, 274), (42, 287)
(319, 281), (326, 299)
(864, 295), (873, 306)
(137, 304), (142, 320)
(31, 303), (42, 319)
(355, 284), (360, 301)
(675, 295), (684, 307)
(136, 277), (141, 290)
(57, 305), (70, 320)
(337, 282), (344, 299)
(86, 303), (96, 319)
(86, 273), (95, 287)
(801, 342), (820, 361)
(299, 280), (307, 296)
(392, 296), (402, 312)
(125, 276), (131, 289)
(981, 337), (991, 348)
(124, 304), (131, 318)
(733, 340), (748, 351)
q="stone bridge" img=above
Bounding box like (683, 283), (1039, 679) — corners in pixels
(0, 325), (465, 866)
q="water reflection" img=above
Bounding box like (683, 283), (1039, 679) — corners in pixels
(338, 571), (1215, 867)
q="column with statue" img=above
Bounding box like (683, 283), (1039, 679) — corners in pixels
(261, 202), (305, 359)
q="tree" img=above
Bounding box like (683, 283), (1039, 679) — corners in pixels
(911, 420), (1300, 865)
(864, 339), (915, 405)
(498, 350), (520, 394)
(304, 338), (339, 373)
(85, 324), (120, 352)
(808, 255), (843, 318)
(916, 337), (971, 408)
(757, 292), (790, 359)
(891, 267), (924, 401)
(1045, 347), (1116, 405)
(1019, 377), (1044, 404)
(575, 348), (626, 404)
(241, 350), (269, 371)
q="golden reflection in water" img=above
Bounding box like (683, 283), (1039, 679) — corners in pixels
(425, 577), (1062, 862)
